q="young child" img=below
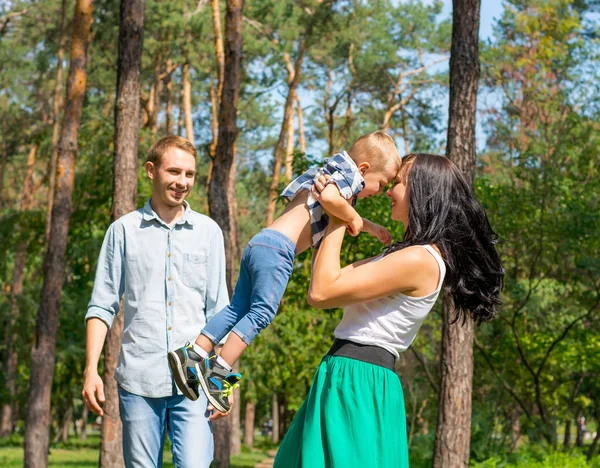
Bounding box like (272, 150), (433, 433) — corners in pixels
(168, 131), (401, 412)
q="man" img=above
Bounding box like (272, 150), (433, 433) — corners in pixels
(82, 136), (230, 468)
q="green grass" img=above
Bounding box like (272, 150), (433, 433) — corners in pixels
(0, 433), (271, 468)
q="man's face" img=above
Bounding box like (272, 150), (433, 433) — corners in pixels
(146, 147), (196, 208)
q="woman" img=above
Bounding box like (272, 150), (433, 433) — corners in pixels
(274, 153), (504, 467)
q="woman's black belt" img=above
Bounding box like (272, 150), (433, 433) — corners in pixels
(327, 339), (396, 372)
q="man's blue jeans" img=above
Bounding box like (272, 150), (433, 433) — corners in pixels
(202, 229), (296, 345)
(118, 385), (213, 468)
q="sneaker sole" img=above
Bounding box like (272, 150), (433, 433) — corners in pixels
(196, 364), (229, 414)
(167, 351), (199, 401)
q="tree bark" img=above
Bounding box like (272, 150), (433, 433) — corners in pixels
(243, 399), (255, 448)
(0, 145), (37, 437)
(283, 97), (295, 183)
(80, 404), (88, 440)
(230, 362), (241, 456)
(45, 0), (68, 242)
(587, 420), (600, 461)
(165, 58), (174, 134)
(576, 410), (584, 447)
(208, 0), (225, 182)
(265, 42), (307, 226)
(296, 95), (306, 155)
(23, 1), (94, 466)
(563, 419), (571, 449)
(0, 114), (7, 208)
(207, 1), (244, 466)
(432, 2), (480, 467)
(272, 393), (279, 444)
(99, 1), (144, 467)
(182, 63), (194, 143)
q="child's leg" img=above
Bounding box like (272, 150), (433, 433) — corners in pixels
(198, 247), (253, 353)
(219, 235), (295, 367)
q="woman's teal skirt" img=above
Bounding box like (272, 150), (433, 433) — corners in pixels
(274, 354), (409, 468)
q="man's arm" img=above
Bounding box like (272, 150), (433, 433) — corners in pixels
(82, 222), (125, 415)
(82, 318), (108, 415)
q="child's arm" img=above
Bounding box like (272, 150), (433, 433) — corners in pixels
(362, 218), (392, 246)
(317, 183), (363, 236)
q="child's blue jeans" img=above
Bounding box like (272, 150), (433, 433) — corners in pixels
(201, 229), (296, 345)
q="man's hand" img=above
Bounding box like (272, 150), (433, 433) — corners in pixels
(207, 393), (235, 421)
(82, 369), (105, 416)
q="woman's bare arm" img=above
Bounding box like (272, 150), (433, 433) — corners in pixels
(308, 220), (439, 309)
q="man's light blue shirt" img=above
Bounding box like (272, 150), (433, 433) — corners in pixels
(85, 200), (229, 398)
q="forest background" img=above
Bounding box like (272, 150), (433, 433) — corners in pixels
(1, 0), (600, 467)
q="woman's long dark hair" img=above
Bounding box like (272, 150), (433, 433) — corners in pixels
(385, 153), (504, 324)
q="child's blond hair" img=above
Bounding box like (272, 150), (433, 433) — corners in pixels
(348, 131), (401, 174)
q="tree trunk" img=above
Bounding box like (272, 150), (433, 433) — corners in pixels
(80, 404), (88, 441)
(283, 98), (295, 183)
(165, 58), (174, 135)
(576, 410), (584, 447)
(230, 362), (241, 456)
(278, 393), (286, 438)
(60, 404), (72, 443)
(272, 393), (279, 444)
(432, 2), (480, 467)
(296, 95), (306, 155)
(45, 0), (68, 242)
(23, 1), (94, 467)
(510, 406), (521, 452)
(265, 41), (307, 226)
(207, 1), (244, 466)
(587, 421), (600, 461)
(0, 145), (38, 437)
(0, 114), (7, 208)
(563, 419), (571, 449)
(182, 62), (194, 145)
(100, 1), (144, 467)
(211, 0), (225, 103)
(243, 399), (255, 448)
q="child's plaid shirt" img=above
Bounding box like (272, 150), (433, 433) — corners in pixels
(281, 151), (365, 249)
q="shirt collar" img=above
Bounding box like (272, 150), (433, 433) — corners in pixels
(142, 199), (195, 227)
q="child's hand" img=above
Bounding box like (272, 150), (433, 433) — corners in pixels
(368, 222), (392, 245)
(348, 215), (363, 236)
(313, 174), (331, 193)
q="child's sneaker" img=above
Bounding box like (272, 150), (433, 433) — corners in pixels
(197, 358), (242, 413)
(168, 343), (205, 401)
(168, 343), (242, 412)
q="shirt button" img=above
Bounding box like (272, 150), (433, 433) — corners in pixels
(168, 277), (172, 281)
(168, 302), (172, 306)
(168, 254), (171, 258)
(168, 326), (173, 331)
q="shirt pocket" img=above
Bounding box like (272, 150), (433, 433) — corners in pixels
(182, 253), (208, 292)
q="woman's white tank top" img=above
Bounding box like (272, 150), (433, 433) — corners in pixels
(334, 245), (446, 359)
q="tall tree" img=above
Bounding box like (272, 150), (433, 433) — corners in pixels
(45, 0), (68, 241)
(432, 0), (480, 467)
(99, 0), (144, 466)
(207, 0), (244, 466)
(23, 1), (94, 466)
(0, 144), (37, 437)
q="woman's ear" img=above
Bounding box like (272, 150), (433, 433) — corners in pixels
(358, 161), (371, 175)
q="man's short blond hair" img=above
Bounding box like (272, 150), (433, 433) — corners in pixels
(147, 135), (197, 165)
(348, 131), (401, 174)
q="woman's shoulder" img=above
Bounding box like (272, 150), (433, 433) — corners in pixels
(385, 245), (443, 275)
